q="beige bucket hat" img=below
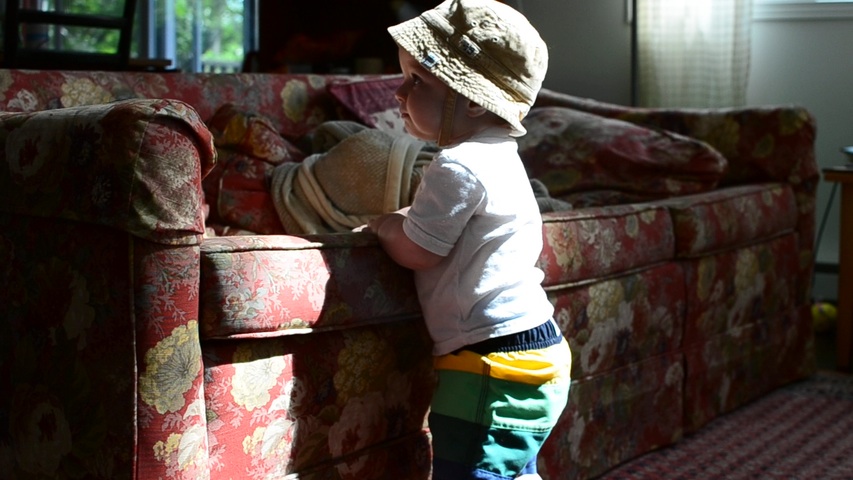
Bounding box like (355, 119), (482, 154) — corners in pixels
(388, 0), (548, 137)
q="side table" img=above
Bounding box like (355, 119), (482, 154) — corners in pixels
(823, 165), (853, 371)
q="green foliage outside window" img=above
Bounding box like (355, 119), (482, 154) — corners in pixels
(170, 0), (244, 72)
(24, 0), (245, 72)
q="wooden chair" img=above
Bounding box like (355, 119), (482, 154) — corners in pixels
(2, 0), (137, 70)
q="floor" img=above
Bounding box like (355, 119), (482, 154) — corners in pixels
(815, 328), (838, 371)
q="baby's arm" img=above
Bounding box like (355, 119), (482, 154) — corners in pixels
(368, 211), (443, 271)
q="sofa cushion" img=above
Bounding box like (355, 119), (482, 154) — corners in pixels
(202, 320), (433, 477)
(0, 70), (350, 139)
(551, 261), (686, 378)
(207, 103), (305, 164)
(0, 98), (215, 245)
(203, 151), (289, 235)
(540, 203), (675, 287)
(682, 303), (814, 433)
(199, 233), (421, 339)
(202, 105), (307, 235)
(518, 107), (728, 202)
(328, 75), (406, 135)
(658, 183), (798, 258)
(540, 353), (684, 480)
(534, 88), (818, 189)
(681, 233), (801, 344)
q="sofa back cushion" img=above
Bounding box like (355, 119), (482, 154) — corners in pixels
(534, 88), (818, 189)
(0, 70), (368, 140)
(518, 107), (729, 207)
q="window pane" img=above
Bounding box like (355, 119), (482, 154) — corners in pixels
(147, 0), (245, 72)
(12, 0), (130, 54)
(27, 0), (127, 16)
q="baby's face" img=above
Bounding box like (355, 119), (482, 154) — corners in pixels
(394, 48), (453, 143)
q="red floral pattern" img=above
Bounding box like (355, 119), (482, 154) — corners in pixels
(199, 234), (421, 338)
(518, 107), (728, 201)
(0, 98), (215, 244)
(540, 204), (675, 285)
(328, 75), (406, 135)
(0, 69), (818, 480)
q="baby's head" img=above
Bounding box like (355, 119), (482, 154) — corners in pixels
(388, 0), (548, 139)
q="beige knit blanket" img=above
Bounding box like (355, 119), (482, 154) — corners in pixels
(270, 121), (435, 234)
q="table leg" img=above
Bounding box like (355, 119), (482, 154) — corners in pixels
(837, 183), (853, 371)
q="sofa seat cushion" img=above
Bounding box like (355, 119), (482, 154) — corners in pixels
(0, 98), (215, 245)
(658, 183), (797, 258)
(540, 203), (674, 286)
(199, 233), (421, 339)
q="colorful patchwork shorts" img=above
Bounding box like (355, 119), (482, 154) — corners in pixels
(429, 320), (572, 480)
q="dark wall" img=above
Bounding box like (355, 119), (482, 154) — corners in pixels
(257, 0), (434, 73)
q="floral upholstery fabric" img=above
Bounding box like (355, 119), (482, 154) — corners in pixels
(534, 88), (819, 190)
(681, 234), (810, 429)
(0, 69), (819, 480)
(518, 107), (728, 202)
(0, 221), (209, 479)
(202, 150), (289, 235)
(0, 70), (363, 140)
(203, 321), (434, 479)
(207, 103), (304, 164)
(0, 219), (138, 478)
(542, 262), (686, 479)
(533, 88), (819, 301)
(202, 105), (308, 235)
(539, 203), (674, 285)
(199, 234), (420, 338)
(662, 183), (798, 257)
(0, 98), (215, 245)
(328, 75), (406, 135)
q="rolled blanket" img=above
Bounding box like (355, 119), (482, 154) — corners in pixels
(270, 121), (435, 234)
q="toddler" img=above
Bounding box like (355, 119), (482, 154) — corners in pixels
(367, 1), (572, 479)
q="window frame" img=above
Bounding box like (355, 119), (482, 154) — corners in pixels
(754, 0), (853, 21)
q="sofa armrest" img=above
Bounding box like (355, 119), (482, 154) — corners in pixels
(0, 98), (217, 245)
(534, 89), (819, 189)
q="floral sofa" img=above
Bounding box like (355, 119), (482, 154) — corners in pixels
(0, 69), (817, 480)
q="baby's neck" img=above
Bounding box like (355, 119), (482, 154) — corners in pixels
(441, 122), (512, 146)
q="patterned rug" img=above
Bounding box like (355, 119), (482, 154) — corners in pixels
(599, 371), (853, 479)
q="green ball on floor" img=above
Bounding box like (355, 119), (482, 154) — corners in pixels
(812, 302), (837, 333)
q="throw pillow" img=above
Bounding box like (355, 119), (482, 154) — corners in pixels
(518, 107), (728, 200)
(207, 103), (304, 165)
(204, 105), (307, 234)
(327, 76), (406, 135)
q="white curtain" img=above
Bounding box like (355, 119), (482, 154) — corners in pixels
(636, 0), (753, 108)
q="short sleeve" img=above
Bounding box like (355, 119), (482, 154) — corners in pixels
(403, 159), (485, 256)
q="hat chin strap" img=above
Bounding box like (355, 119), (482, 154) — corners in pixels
(437, 89), (459, 147)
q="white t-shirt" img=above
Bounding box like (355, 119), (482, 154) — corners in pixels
(403, 127), (554, 356)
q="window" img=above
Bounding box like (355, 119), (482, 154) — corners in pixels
(136, 0), (255, 72)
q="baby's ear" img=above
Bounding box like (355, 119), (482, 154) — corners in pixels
(466, 100), (489, 118)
